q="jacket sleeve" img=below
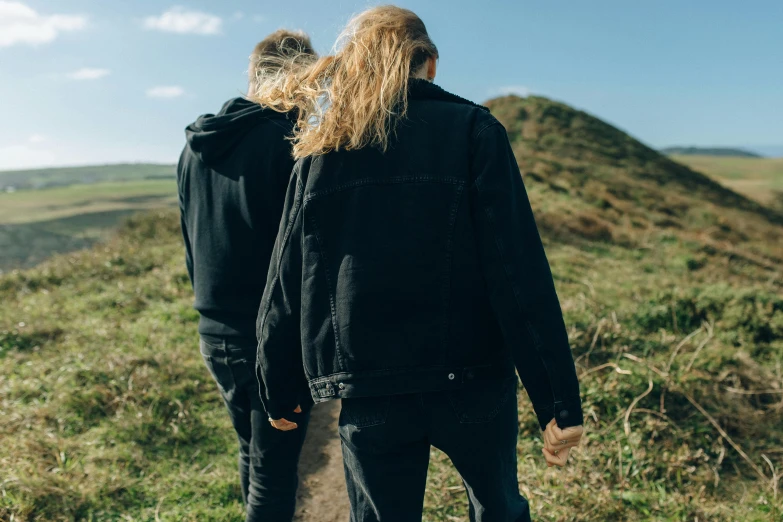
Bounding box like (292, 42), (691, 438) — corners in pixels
(470, 120), (583, 430)
(255, 165), (308, 420)
(176, 149), (195, 286)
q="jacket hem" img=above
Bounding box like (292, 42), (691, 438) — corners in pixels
(307, 361), (516, 403)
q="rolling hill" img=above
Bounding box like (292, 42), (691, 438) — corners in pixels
(0, 163), (175, 192)
(486, 95), (782, 268)
(0, 179), (177, 272)
(1, 97), (782, 521)
(667, 154), (783, 210)
(659, 146), (762, 158)
(0, 164), (177, 272)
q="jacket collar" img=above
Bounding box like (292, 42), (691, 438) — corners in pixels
(408, 79), (489, 112)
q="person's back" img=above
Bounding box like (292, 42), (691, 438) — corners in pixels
(179, 97), (294, 339)
(290, 82), (518, 394)
(177, 30), (317, 522)
(255, 7), (585, 521)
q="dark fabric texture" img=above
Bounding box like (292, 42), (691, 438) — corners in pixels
(178, 97), (296, 340)
(256, 80), (583, 430)
(339, 377), (531, 521)
(200, 337), (310, 522)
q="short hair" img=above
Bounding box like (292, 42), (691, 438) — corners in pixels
(249, 30), (316, 88)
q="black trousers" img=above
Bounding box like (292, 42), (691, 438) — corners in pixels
(339, 376), (531, 522)
(200, 337), (310, 522)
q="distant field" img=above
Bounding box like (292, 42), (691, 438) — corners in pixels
(670, 154), (783, 207)
(0, 179), (176, 225)
(0, 179), (177, 271)
(0, 163), (175, 191)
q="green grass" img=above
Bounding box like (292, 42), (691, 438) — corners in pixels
(2, 210), (781, 521)
(422, 234), (783, 521)
(670, 155), (783, 208)
(0, 213), (245, 521)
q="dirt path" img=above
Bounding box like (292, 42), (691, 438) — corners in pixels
(295, 400), (350, 521)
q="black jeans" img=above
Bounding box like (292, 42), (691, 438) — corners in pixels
(200, 337), (310, 522)
(339, 376), (530, 522)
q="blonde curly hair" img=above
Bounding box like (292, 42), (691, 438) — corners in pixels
(250, 6), (438, 159)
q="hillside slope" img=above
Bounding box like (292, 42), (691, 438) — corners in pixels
(487, 95), (783, 276)
(1, 98), (782, 521)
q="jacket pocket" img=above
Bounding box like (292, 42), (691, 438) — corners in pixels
(339, 395), (392, 428)
(223, 340), (256, 391)
(448, 377), (517, 424)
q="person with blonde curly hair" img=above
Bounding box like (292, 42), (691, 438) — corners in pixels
(254, 7), (584, 521)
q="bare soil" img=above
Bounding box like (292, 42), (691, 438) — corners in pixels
(295, 400), (350, 521)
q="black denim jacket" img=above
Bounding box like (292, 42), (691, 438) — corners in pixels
(256, 80), (583, 430)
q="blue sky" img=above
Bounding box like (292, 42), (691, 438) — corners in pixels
(1, 0), (781, 170)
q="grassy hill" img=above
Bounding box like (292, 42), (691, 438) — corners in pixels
(2, 98), (783, 521)
(0, 163), (175, 192)
(0, 179), (177, 272)
(660, 147), (762, 158)
(667, 154), (783, 210)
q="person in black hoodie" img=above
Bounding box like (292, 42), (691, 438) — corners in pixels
(177, 30), (316, 522)
(253, 7), (584, 522)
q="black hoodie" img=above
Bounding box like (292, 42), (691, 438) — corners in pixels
(177, 97), (296, 342)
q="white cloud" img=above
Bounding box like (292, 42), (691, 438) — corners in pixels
(0, 134), (51, 170)
(67, 67), (110, 80)
(0, 143), (56, 169)
(0, 1), (87, 48)
(143, 6), (222, 35)
(146, 85), (185, 99)
(252, 15), (265, 23)
(493, 85), (531, 97)
(233, 11), (244, 20)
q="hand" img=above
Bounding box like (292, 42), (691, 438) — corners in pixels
(268, 405), (302, 431)
(541, 418), (584, 468)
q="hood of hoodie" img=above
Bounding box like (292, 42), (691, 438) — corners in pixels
(185, 97), (289, 169)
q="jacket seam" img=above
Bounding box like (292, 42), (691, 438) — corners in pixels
(440, 183), (465, 361)
(307, 361), (511, 384)
(256, 175), (304, 404)
(305, 176), (465, 202)
(306, 211), (347, 371)
(277, 176), (304, 266)
(481, 202), (560, 410)
(259, 177), (304, 334)
(257, 175), (303, 352)
(473, 119), (501, 142)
